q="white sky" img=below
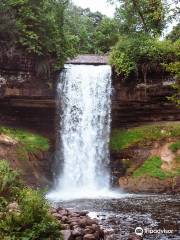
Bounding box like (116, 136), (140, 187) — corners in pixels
(72, 0), (116, 17)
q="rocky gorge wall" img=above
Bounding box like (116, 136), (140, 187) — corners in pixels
(0, 56), (180, 188)
(0, 55), (57, 138)
(111, 80), (180, 129)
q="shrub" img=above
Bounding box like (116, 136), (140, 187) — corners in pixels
(0, 161), (62, 240)
(110, 34), (178, 83)
(0, 160), (21, 199)
(0, 188), (62, 240)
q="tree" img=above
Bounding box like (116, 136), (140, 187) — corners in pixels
(64, 3), (119, 54)
(110, 34), (178, 83)
(93, 17), (119, 53)
(167, 23), (180, 42)
(111, 0), (166, 36)
(0, 0), (70, 71)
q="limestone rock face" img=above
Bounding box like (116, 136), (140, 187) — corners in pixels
(111, 81), (180, 128)
(119, 176), (174, 193)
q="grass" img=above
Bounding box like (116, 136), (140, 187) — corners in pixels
(110, 122), (180, 151)
(0, 126), (49, 153)
(133, 156), (180, 180)
(169, 141), (180, 153)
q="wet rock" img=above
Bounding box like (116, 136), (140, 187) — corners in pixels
(83, 234), (96, 240)
(75, 237), (83, 240)
(127, 234), (143, 240)
(62, 216), (69, 222)
(62, 224), (71, 230)
(86, 219), (97, 226)
(61, 230), (73, 240)
(91, 224), (100, 232)
(79, 219), (87, 227)
(59, 209), (69, 216)
(71, 212), (80, 217)
(70, 221), (78, 229)
(84, 227), (95, 235)
(52, 212), (62, 220)
(79, 211), (89, 216)
(72, 227), (84, 237)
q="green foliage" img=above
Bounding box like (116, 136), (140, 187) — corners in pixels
(0, 188), (62, 240)
(92, 17), (119, 53)
(167, 23), (180, 42)
(112, 0), (166, 36)
(64, 3), (119, 54)
(0, 160), (21, 199)
(165, 59), (180, 107)
(0, 126), (49, 153)
(0, 161), (62, 240)
(133, 156), (176, 179)
(110, 122), (180, 151)
(0, 0), (70, 69)
(110, 34), (179, 80)
(169, 141), (180, 153)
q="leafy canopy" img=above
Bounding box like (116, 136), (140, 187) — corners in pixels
(0, 0), (69, 68)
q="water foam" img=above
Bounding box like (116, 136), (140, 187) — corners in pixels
(47, 64), (120, 201)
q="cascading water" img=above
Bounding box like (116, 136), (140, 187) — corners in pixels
(48, 64), (115, 200)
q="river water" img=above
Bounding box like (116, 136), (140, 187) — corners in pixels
(57, 194), (180, 240)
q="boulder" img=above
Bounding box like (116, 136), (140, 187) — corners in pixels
(83, 234), (96, 240)
(61, 230), (73, 240)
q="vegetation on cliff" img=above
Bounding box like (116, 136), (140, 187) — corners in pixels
(0, 126), (49, 154)
(0, 0), (71, 71)
(111, 122), (180, 151)
(0, 160), (62, 240)
(109, 0), (180, 106)
(133, 156), (180, 180)
(112, 122), (180, 181)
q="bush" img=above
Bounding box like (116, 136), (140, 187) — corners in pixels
(0, 188), (62, 240)
(0, 160), (21, 199)
(110, 34), (178, 82)
(0, 161), (62, 240)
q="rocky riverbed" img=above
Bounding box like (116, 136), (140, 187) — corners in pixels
(50, 207), (105, 240)
(56, 194), (180, 240)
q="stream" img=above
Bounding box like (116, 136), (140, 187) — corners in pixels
(57, 194), (180, 240)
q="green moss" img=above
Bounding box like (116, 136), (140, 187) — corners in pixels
(133, 156), (180, 180)
(111, 122), (180, 151)
(0, 126), (49, 153)
(169, 141), (180, 153)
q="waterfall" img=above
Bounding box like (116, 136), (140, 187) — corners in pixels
(48, 64), (113, 200)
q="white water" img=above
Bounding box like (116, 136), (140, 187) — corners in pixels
(47, 64), (121, 201)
